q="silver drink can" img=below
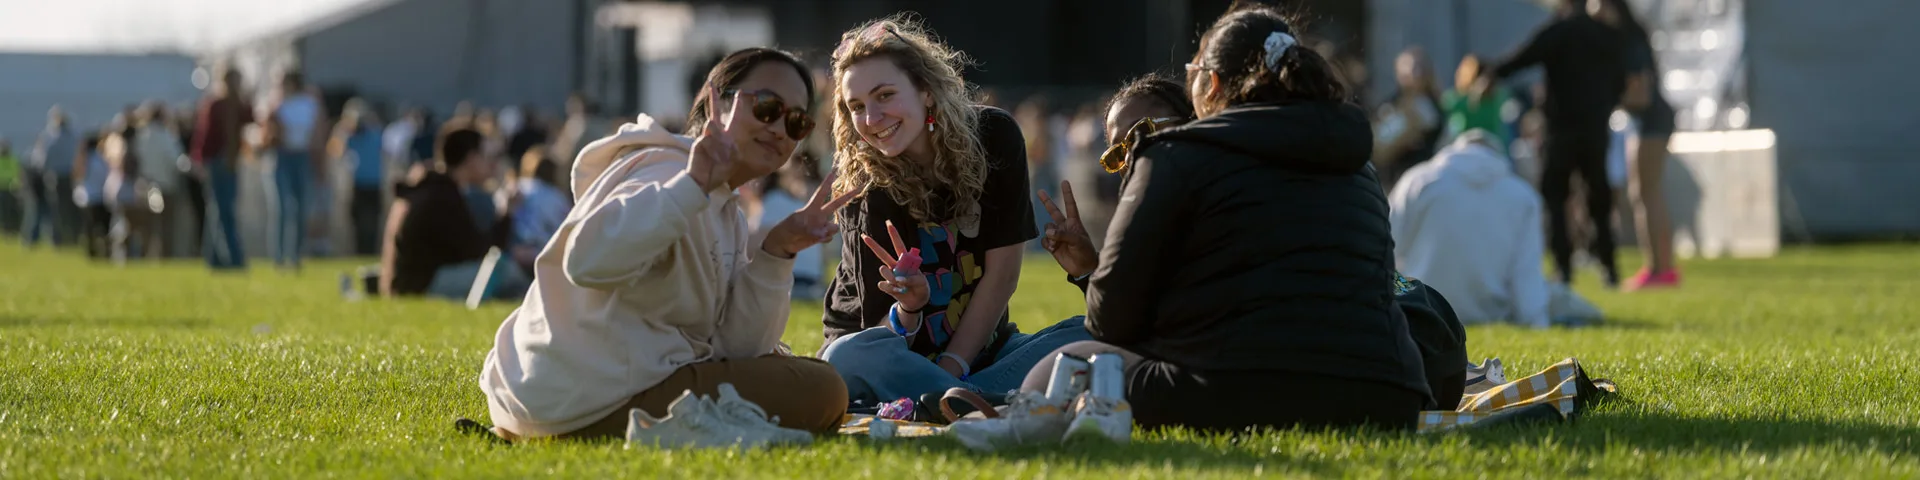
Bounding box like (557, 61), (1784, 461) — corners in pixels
(1046, 352), (1092, 402)
(1088, 353), (1126, 400)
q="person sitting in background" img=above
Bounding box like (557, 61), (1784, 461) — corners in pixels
(1389, 131), (1601, 328)
(379, 124), (526, 300)
(508, 147), (570, 273)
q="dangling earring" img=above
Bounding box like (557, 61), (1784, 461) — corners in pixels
(925, 112), (935, 132)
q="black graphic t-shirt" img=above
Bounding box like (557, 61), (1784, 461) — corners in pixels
(822, 106), (1037, 368)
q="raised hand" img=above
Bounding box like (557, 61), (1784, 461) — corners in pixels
(860, 220), (930, 312)
(688, 86), (748, 191)
(761, 170), (860, 259)
(1038, 180), (1098, 278)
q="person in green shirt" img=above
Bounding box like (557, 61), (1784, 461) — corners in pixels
(1441, 55), (1514, 154)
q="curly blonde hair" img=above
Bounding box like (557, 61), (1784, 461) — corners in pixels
(829, 14), (987, 223)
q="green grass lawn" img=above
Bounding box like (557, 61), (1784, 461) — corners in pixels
(2, 243), (1917, 478)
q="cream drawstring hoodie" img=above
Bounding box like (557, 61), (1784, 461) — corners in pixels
(1388, 134), (1550, 328)
(479, 115), (795, 438)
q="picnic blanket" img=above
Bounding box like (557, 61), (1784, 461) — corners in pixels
(1418, 357), (1617, 432)
(834, 357), (1618, 437)
(838, 414), (947, 438)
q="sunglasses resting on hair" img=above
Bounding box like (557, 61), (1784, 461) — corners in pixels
(1099, 116), (1187, 173)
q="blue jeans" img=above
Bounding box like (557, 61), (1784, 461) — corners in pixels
(424, 258), (531, 301)
(20, 169), (56, 245)
(271, 152), (312, 267)
(203, 160), (246, 269)
(822, 316), (1093, 404)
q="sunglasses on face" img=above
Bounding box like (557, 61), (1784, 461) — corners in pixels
(1099, 116), (1187, 173)
(724, 89), (816, 140)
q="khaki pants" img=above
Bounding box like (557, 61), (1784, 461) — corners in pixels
(561, 355), (848, 440)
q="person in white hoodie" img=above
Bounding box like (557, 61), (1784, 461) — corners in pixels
(477, 48), (857, 442)
(1389, 130), (1600, 328)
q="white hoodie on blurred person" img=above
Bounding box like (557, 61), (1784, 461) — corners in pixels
(1390, 131), (1565, 328)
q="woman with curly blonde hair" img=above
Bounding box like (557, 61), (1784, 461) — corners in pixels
(818, 14), (1090, 410)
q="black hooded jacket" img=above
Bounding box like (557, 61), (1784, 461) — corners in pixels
(1084, 101), (1432, 398)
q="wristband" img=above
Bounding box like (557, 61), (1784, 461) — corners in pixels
(1070, 271), (1092, 283)
(936, 352), (973, 380)
(888, 303), (923, 337)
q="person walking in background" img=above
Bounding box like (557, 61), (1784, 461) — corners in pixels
(0, 139), (20, 235)
(1475, 0), (1630, 287)
(192, 67), (253, 271)
(333, 99), (387, 257)
(383, 107), (421, 168)
(1373, 47), (1444, 191)
(263, 69), (330, 271)
(1597, 0), (1681, 290)
(173, 106), (208, 253)
(74, 131), (111, 259)
(133, 102), (191, 257)
(27, 107), (80, 246)
(103, 125), (162, 260)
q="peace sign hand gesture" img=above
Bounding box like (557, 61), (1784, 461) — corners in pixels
(1038, 180), (1098, 278)
(860, 220), (930, 312)
(688, 86), (749, 192)
(761, 171), (861, 259)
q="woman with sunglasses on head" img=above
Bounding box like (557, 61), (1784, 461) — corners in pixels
(1034, 73), (1194, 292)
(817, 14), (1092, 409)
(475, 48), (857, 444)
(952, 6), (1434, 448)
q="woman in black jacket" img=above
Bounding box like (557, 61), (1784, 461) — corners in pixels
(1024, 5), (1433, 434)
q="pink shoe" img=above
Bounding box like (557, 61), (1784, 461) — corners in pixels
(1624, 268), (1680, 291)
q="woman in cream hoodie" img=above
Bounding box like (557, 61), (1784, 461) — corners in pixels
(479, 48), (858, 441)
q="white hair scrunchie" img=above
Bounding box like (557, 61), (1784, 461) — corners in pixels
(1263, 31), (1297, 70)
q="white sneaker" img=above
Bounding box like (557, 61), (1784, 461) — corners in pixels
(945, 390), (1071, 452)
(625, 387), (803, 450)
(1063, 395), (1132, 444)
(710, 383), (813, 446)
